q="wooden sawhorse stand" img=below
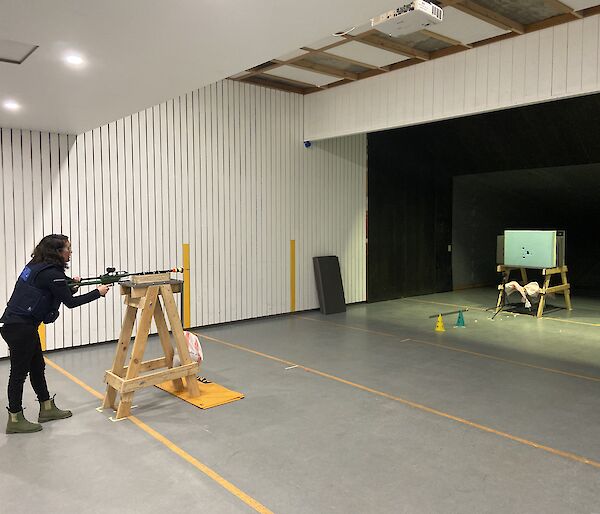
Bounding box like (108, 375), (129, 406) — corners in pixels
(102, 274), (201, 419)
(496, 265), (573, 319)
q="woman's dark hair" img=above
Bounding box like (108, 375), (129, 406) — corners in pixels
(31, 234), (69, 269)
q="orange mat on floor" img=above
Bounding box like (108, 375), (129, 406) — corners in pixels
(156, 378), (244, 409)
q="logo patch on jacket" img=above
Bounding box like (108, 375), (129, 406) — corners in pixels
(19, 266), (32, 282)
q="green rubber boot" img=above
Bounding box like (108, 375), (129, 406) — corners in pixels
(6, 409), (43, 434)
(38, 395), (72, 423)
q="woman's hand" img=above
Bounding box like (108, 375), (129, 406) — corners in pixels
(69, 276), (81, 293)
(97, 285), (111, 297)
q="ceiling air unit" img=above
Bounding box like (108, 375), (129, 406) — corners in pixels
(371, 1), (443, 37)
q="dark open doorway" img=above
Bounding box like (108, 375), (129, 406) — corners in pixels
(367, 92), (600, 302)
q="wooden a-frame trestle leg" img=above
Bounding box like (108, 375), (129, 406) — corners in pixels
(102, 277), (200, 419)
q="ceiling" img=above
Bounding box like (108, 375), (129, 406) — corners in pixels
(0, 0), (403, 134)
(230, 0), (600, 95)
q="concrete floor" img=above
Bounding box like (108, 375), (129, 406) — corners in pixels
(2, 287), (600, 513)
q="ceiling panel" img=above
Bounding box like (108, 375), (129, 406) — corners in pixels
(307, 34), (346, 50)
(387, 31), (452, 52)
(561, 0), (600, 9)
(413, 37), (452, 53)
(276, 49), (309, 61)
(325, 40), (408, 67)
(302, 53), (372, 73)
(264, 65), (340, 87)
(474, 0), (561, 25)
(428, 6), (509, 44)
(229, 0), (600, 96)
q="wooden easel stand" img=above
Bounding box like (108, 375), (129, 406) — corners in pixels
(496, 265), (573, 319)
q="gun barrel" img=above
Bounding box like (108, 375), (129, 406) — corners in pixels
(72, 267), (183, 287)
(129, 267), (183, 276)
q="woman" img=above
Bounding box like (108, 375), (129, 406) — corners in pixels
(1, 234), (110, 434)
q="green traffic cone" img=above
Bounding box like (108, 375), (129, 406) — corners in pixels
(455, 310), (465, 328)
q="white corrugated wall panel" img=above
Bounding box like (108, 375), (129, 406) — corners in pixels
(304, 15), (600, 140)
(0, 80), (367, 357)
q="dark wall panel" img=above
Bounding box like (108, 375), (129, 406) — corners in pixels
(368, 93), (600, 302)
(453, 164), (600, 293)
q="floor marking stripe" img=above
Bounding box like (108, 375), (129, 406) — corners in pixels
(195, 333), (600, 471)
(408, 337), (600, 383)
(294, 315), (600, 383)
(44, 357), (275, 514)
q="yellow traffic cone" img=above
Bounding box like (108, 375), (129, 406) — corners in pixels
(435, 314), (446, 332)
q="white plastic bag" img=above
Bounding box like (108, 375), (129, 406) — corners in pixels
(173, 331), (203, 366)
(184, 330), (203, 364)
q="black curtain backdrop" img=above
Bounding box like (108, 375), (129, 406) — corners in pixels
(367, 93), (600, 302)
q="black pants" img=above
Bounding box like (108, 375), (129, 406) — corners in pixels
(1, 323), (50, 413)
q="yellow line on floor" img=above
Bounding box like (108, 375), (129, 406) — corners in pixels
(406, 298), (600, 327)
(408, 337), (600, 383)
(195, 332), (600, 471)
(294, 315), (600, 384)
(44, 357), (275, 514)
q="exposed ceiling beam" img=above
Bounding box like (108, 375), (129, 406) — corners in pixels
(302, 47), (385, 71)
(428, 45), (467, 60)
(235, 76), (307, 95)
(254, 73), (325, 90)
(320, 78), (354, 91)
(541, 0), (582, 19)
(357, 69), (389, 80)
(420, 29), (472, 48)
(237, 61), (284, 79)
(440, 0), (525, 34)
(387, 57), (421, 72)
(233, 0), (600, 96)
(470, 32), (516, 47)
(526, 13), (579, 32)
(277, 59), (359, 81)
(347, 30), (430, 61)
(583, 5), (600, 17)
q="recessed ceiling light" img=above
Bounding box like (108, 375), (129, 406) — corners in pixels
(3, 100), (20, 111)
(64, 54), (84, 66)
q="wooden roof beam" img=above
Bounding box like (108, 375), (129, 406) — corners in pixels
(253, 73), (325, 90)
(235, 76), (307, 95)
(346, 30), (430, 61)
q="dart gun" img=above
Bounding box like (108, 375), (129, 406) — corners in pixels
(68, 267), (183, 287)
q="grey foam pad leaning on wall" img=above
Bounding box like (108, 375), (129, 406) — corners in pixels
(313, 256), (346, 315)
